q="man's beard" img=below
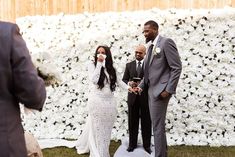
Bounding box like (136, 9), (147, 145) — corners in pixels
(136, 56), (143, 61)
(145, 38), (151, 43)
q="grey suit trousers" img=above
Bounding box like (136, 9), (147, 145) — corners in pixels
(148, 86), (171, 157)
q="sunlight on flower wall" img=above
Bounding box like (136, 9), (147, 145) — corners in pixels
(17, 7), (235, 146)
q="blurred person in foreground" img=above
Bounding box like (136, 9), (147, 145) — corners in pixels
(136, 20), (182, 157)
(0, 21), (46, 157)
(122, 44), (152, 154)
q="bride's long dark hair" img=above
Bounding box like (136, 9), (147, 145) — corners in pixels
(94, 45), (117, 92)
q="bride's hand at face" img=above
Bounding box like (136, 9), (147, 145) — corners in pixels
(97, 54), (105, 62)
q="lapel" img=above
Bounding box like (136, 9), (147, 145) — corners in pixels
(140, 62), (144, 78)
(131, 60), (137, 76)
(149, 35), (162, 65)
(134, 60), (144, 78)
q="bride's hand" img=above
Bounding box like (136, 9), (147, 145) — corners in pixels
(128, 87), (135, 93)
(97, 54), (105, 62)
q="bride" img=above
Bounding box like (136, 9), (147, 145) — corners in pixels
(75, 45), (132, 157)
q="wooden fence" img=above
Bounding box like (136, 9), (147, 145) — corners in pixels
(1, 0), (235, 22)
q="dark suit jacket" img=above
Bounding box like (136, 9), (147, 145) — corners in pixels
(122, 60), (147, 106)
(0, 21), (46, 157)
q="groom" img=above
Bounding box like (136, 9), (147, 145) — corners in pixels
(137, 20), (182, 157)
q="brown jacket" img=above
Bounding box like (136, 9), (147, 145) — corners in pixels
(0, 21), (46, 157)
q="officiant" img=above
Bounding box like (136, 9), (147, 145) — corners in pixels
(122, 44), (152, 154)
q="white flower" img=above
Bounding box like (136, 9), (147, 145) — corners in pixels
(15, 7), (235, 147)
(153, 47), (161, 55)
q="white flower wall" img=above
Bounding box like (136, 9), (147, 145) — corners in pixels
(17, 7), (235, 146)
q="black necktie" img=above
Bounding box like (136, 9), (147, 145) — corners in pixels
(144, 44), (154, 85)
(136, 61), (142, 77)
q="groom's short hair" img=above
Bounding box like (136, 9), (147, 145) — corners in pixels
(144, 20), (159, 30)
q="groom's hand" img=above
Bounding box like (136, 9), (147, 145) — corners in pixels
(128, 81), (137, 88)
(160, 91), (170, 99)
(128, 87), (136, 93)
(134, 87), (142, 95)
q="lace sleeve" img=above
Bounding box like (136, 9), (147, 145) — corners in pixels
(88, 62), (103, 84)
(117, 75), (130, 90)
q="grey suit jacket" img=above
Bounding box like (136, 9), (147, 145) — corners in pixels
(140, 35), (182, 98)
(0, 21), (46, 157)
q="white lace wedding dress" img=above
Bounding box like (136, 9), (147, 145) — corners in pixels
(75, 61), (128, 157)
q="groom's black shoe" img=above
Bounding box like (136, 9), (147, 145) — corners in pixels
(126, 146), (136, 152)
(144, 147), (152, 154)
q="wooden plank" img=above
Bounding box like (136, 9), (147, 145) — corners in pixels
(121, 0), (126, 11)
(69, 0), (76, 14)
(225, 0), (231, 7)
(89, 0), (93, 12)
(104, 0), (109, 12)
(83, 0), (88, 12)
(0, 1), (2, 21)
(58, 0), (63, 13)
(159, 0), (169, 9)
(232, 0), (235, 7)
(4, 0), (7, 20)
(76, 0), (83, 13)
(2, 0), (7, 21)
(11, 0), (15, 20)
(126, 0), (131, 10)
(46, 0), (53, 15)
(208, 0), (214, 8)
(174, 0), (182, 8)
(193, 0), (200, 9)
(96, 0), (101, 12)
(143, 0), (153, 9)
(52, 0), (57, 14)
(138, 0), (144, 10)
(34, 0), (38, 15)
(62, 0), (67, 13)
(230, 0), (235, 7)
(200, 0), (209, 8)
(112, 0), (118, 11)
(5, 0), (10, 21)
(182, 0), (194, 9)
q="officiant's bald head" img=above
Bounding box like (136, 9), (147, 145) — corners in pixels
(135, 44), (146, 61)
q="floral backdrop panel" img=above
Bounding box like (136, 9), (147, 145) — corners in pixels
(16, 7), (235, 146)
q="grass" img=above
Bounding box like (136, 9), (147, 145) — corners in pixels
(168, 145), (235, 157)
(42, 140), (121, 157)
(42, 140), (235, 157)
